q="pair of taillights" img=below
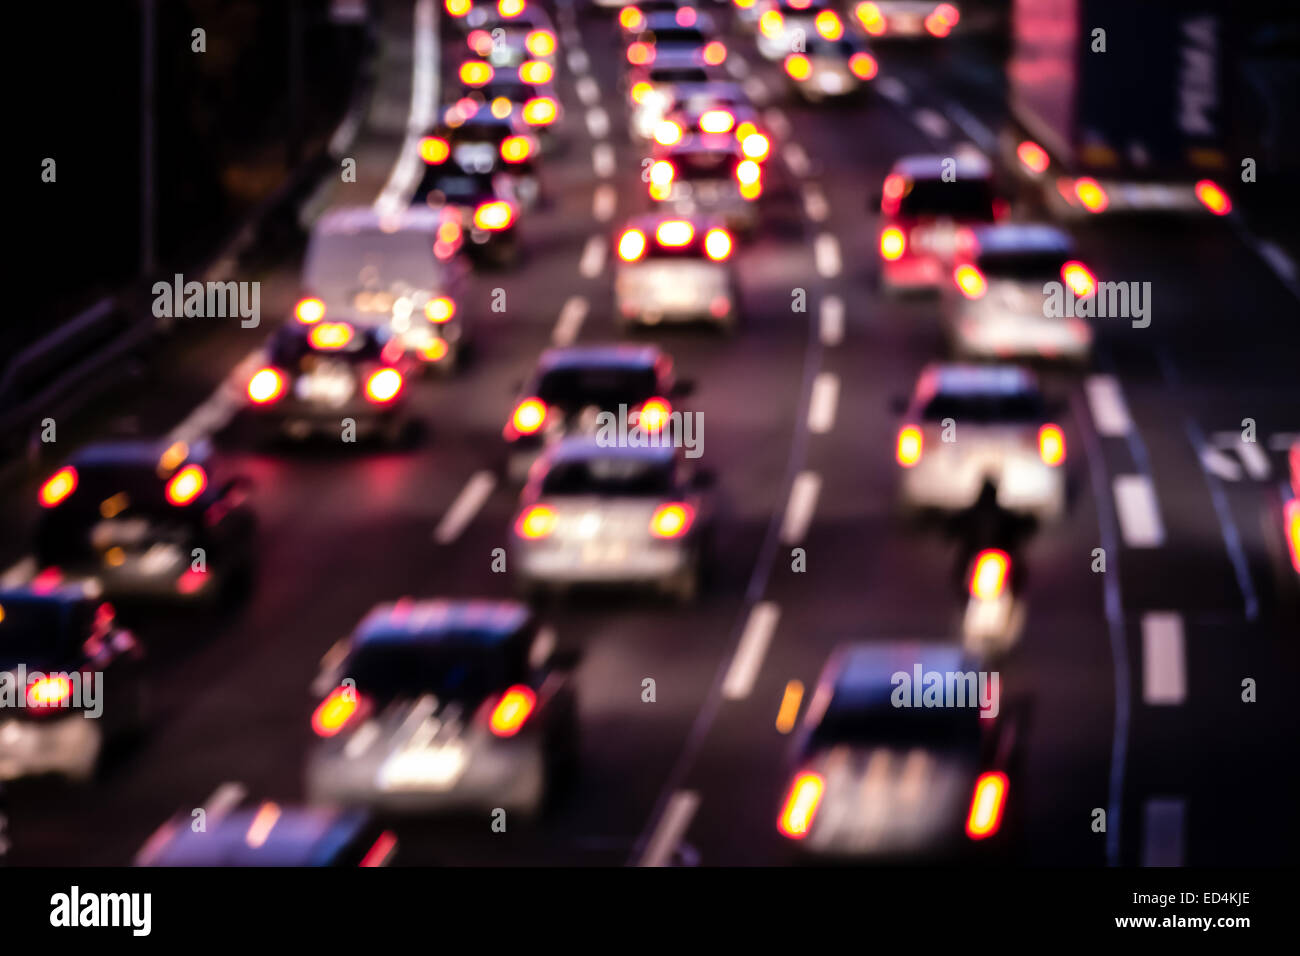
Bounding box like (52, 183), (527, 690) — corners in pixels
(506, 396), (672, 440)
(465, 27), (555, 59)
(895, 424), (1066, 467)
(420, 133), (536, 166)
(778, 767), (1008, 841)
(950, 260), (1096, 300)
(311, 683), (538, 738)
(784, 51), (878, 82)
(627, 40), (727, 67)
(853, 1), (960, 37)
(647, 159), (762, 201)
(40, 464), (208, 509)
(514, 502), (696, 540)
(618, 222), (733, 262)
(247, 367), (404, 406)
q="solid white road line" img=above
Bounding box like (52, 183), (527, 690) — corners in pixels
(578, 235), (606, 278)
(819, 295), (844, 346)
(592, 183), (616, 222)
(433, 471), (497, 543)
(807, 372), (839, 434)
(722, 602), (780, 700)
(814, 233), (841, 278)
(1142, 798), (1186, 867)
(586, 107), (610, 139)
(1141, 612), (1186, 705)
(592, 143), (615, 178)
(875, 76), (909, 104)
(912, 108), (951, 139)
(1084, 374), (1133, 437)
(802, 183), (828, 222)
(637, 791), (700, 867)
(576, 75), (600, 106)
(783, 143), (810, 177)
(373, 0), (438, 216)
(552, 295), (589, 346)
(1113, 474), (1166, 548)
(780, 471), (822, 545)
(203, 781), (248, 822)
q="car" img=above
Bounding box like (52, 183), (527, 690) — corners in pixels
(625, 10), (727, 69)
(503, 344), (686, 480)
(304, 599), (577, 818)
(614, 214), (739, 331)
(653, 93), (772, 165)
(940, 223), (1096, 364)
(30, 439), (257, 605)
(894, 363), (1067, 521)
(627, 49), (724, 141)
(877, 153), (1005, 294)
(851, 0), (961, 39)
(245, 320), (417, 444)
(648, 137), (762, 235)
(0, 584), (146, 783)
(510, 439), (712, 601)
(299, 206), (470, 370)
(420, 97), (541, 210)
(136, 802), (397, 866)
(776, 641), (1012, 861)
(462, 2), (557, 70)
(755, 0), (837, 61)
(782, 33), (879, 102)
(616, 0), (701, 33)
(1278, 440), (1300, 589)
(453, 66), (564, 154)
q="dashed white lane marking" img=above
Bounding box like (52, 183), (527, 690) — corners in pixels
(1141, 612), (1186, 705)
(813, 233), (841, 278)
(203, 782), (248, 822)
(819, 295), (844, 346)
(802, 183), (828, 221)
(567, 48), (590, 75)
(552, 295), (589, 346)
(1113, 474), (1166, 548)
(762, 107), (791, 140)
(1084, 375), (1133, 437)
(592, 183), (616, 221)
(1142, 798), (1186, 867)
(579, 235), (607, 278)
(726, 54), (750, 79)
(1256, 240), (1296, 283)
(373, 0), (438, 216)
(807, 372), (839, 434)
(576, 75), (600, 106)
(722, 602), (780, 700)
(637, 790), (700, 867)
(593, 143), (615, 178)
(943, 100), (998, 153)
(876, 76), (909, 104)
(780, 471), (822, 545)
(783, 143), (810, 177)
(1200, 446), (1243, 482)
(586, 107), (610, 139)
(912, 108), (951, 140)
(433, 471), (497, 543)
(742, 76), (769, 104)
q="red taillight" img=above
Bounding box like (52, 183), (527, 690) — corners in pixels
(519, 59), (553, 84)
(489, 684), (537, 737)
(26, 675), (73, 709)
(627, 41), (654, 66)
(1061, 260), (1095, 298)
(649, 160), (675, 186)
(425, 297), (456, 323)
(312, 686), (369, 737)
(969, 549), (1009, 601)
(295, 297), (326, 324)
(522, 96), (557, 126)
(39, 466), (78, 508)
(815, 10), (843, 40)
(848, 52), (878, 80)
(525, 29), (555, 57)
(699, 109), (734, 134)
(165, 465), (207, 507)
(365, 368), (404, 404)
(459, 60), (494, 86)
(704, 228), (732, 261)
(954, 264), (987, 299)
(702, 40), (727, 66)
(309, 322), (354, 350)
(511, 397), (547, 435)
(1038, 423), (1066, 466)
(1285, 499), (1300, 574)
(896, 425), (923, 467)
(778, 771), (825, 839)
(924, 10), (952, 36)
(856, 1), (886, 35)
(176, 568), (208, 595)
(1074, 177), (1109, 213)
(474, 200), (515, 231)
(419, 136), (450, 165)
(784, 53), (812, 81)
(501, 135), (533, 164)
(248, 367), (285, 405)
(637, 397), (672, 433)
(650, 502), (694, 538)
(1195, 179), (1231, 216)
(1016, 139), (1049, 174)
(515, 504), (558, 539)
(880, 226), (906, 261)
(966, 770), (1008, 839)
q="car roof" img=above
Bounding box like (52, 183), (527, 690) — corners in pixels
(354, 599), (532, 648)
(71, 437), (210, 471)
(641, 11), (715, 31)
(892, 152), (992, 181)
(537, 344), (664, 372)
(643, 48), (715, 71)
(919, 363), (1039, 398)
(826, 641), (971, 707)
(546, 435), (680, 466)
(669, 81), (748, 105)
(623, 212), (717, 234)
(772, 0), (831, 12)
(970, 223), (1073, 256)
(314, 206), (442, 237)
(139, 805), (375, 867)
(663, 135), (743, 158)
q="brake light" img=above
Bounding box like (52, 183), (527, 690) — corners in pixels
(1016, 139), (1049, 174)
(419, 136), (450, 165)
(619, 228), (648, 262)
(312, 686), (368, 738)
(619, 7), (644, 31)
(1074, 177), (1109, 213)
(459, 60), (493, 86)
(784, 53), (811, 81)
(295, 297), (326, 324)
(1061, 260), (1095, 298)
(815, 10), (843, 40)
(969, 549), (1009, 601)
(650, 502), (694, 538)
(896, 425), (923, 466)
(880, 226), (906, 260)
(522, 96), (557, 126)
(26, 675), (73, 709)
(699, 109), (734, 135)
(467, 29), (493, 57)
(924, 10), (952, 36)
(654, 119), (683, 146)
(676, 6), (697, 26)
(704, 228), (732, 261)
(516, 504), (558, 539)
(966, 770), (1008, 839)
(425, 297), (456, 323)
(954, 264), (987, 299)
(627, 42), (654, 66)
(247, 368), (285, 405)
(525, 29), (555, 57)
(422, 339), (450, 363)
(1285, 499), (1300, 574)
(935, 3), (960, 25)
(702, 40), (727, 66)
(736, 159), (761, 186)
(734, 0), (755, 7)
(649, 160), (675, 186)
(161, 464), (206, 507)
(489, 684), (537, 737)
(759, 10), (784, 38)
(365, 368), (404, 404)
(474, 200), (515, 230)
(856, 1), (886, 34)
(630, 82), (653, 104)
(519, 59), (553, 84)
(445, 0), (471, 16)
(309, 322), (354, 350)
(741, 132), (770, 161)
(848, 51), (878, 80)
(777, 771), (825, 839)
(39, 466), (78, 508)
(498, 0), (524, 16)
(1038, 423), (1066, 466)
(511, 397), (548, 434)
(637, 397), (672, 433)
(655, 220), (694, 247)
(1195, 179), (1231, 216)
(501, 135), (532, 163)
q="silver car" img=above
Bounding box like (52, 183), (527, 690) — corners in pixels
(783, 35), (878, 102)
(614, 214), (739, 331)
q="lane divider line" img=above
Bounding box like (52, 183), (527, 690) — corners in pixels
(637, 791), (700, 867)
(722, 602), (780, 700)
(1084, 374), (1133, 438)
(807, 372), (839, 434)
(1141, 612), (1186, 705)
(578, 235), (606, 278)
(433, 471), (497, 543)
(780, 471), (822, 545)
(1113, 474), (1166, 548)
(552, 295), (589, 346)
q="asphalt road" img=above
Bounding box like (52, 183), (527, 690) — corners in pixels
(2, 0), (1297, 867)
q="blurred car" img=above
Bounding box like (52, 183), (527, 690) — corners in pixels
(653, 92), (772, 164)
(777, 641), (1011, 860)
(627, 50), (723, 141)
(852, 1), (961, 39)
(305, 599), (577, 817)
(503, 344), (685, 479)
(783, 34), (878, 101)
(245, 321), (417, 444)
(299, 206), (470, 370)
(941, 223), (1096, 364)
(455, 66), (564, 154)
(894, 363), (1066, 521)
(422, 96), (541, 210)
(463, 2), (557, 69)
(0, 584), (145, 783)
(877, 153), (1004, 294)
(32, 439), (256, 604)
(648, 137), (762, 235)
(1280, 440), (1300, 585)
(755, 0), (837, 61)
(615, 0), (700, 31)
(625, 10), (728, 69)
(510, 439), (712, 601)
(136, 802), (397, 866)
(614, 215), (739, 331)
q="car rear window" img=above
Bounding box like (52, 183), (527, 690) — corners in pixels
(641, 28), (706, 44)
(0, 598), (87, 668)
(540, 457), (676, 497)
(268, 324), (385, 367)
(976, 250), (1068, 280)
(813, 695), (982, 747)
(921, 391), (1047, 424)
(897, 178), (995, 220)
(347, 641), (513, 702)
(536, 366), (659, 408)
(673, 152), (737, 181)
(651, 68), (710, 84)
